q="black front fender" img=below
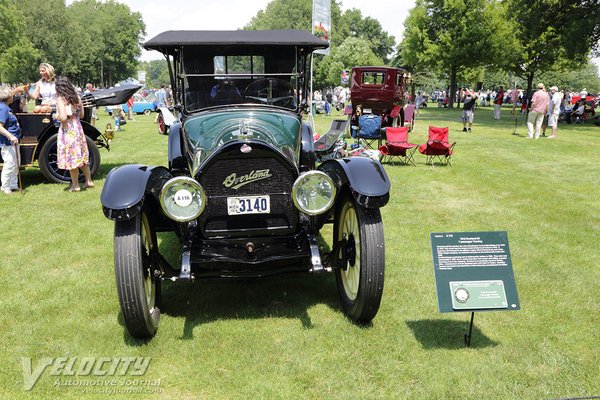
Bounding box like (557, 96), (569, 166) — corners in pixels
(100, 164), (173, 221)
(318, 157), (390, 208)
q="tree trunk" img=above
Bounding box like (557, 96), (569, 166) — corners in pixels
(448, 65), (458, 109)
(526, 71), (534, 92)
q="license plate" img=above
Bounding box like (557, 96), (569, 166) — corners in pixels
(227, 195), (270, 215)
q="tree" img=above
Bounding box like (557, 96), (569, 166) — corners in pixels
(336, 9), (395, 63)
(315, 37), (384, 87)
(18, 0), (145, 86)
(399, 0), (515, 107)
(142, 60), (170, 88)
(0, 0), (38, 82)
(68, 0), (146, 86)
(19, 0), (86, 82)
(506, 0), (600, 91)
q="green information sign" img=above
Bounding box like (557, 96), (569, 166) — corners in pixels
(431, 231), (520, 313)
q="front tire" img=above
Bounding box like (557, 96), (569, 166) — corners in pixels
(334, 197), (385, 324)
(39, 133), (100, 184)
(114, 212), (161, 338)
(143, 109), (151, 116)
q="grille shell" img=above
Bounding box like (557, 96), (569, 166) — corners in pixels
(197, 143), (299, 237)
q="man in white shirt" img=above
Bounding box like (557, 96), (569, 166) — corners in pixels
(547, 86), (561, 138)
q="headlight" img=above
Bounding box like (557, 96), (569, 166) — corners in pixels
(160, 177), (206, 222)
(292, 171), (336, 215)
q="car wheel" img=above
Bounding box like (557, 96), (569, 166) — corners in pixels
(114, 212), (161, 338)
(39, 133), (100, 184)
(144, 109), (151, 116)
(157, 112), (167, 135)
(334, 196), (385, 324)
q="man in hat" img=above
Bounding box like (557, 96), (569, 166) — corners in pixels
(527, 83), (549, 139)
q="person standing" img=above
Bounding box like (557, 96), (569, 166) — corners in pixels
(0, 86), (21, 195)
(510, 86), (520, 115)
(31, 63), (57, 106)
(547, 86), (561, 138)
(156, 85), (167, 108)
(84, 83), (97, 127)
(338, 87), (348, 115)
(461, 89), (478, 132)
(493, 86), (504, 119)
(55, 77), (94, 192)
(415, 91), (424, 115)
(126, 96), (134, 120)
(526, 83), (549, 139)
(325, 91), (333, 116)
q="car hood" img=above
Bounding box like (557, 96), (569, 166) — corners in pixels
(183, 109), (301, 170)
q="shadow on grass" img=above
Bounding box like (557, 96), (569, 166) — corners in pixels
(406, 319), (499, 349)
(116, 232), (346, 342)
(161, 273), (342, 340)
(16, 160), (132, 190)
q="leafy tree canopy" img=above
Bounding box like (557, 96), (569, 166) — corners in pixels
(0, 0), (39, 82)
(399, 0), (515, 106)
(16, 0), (145, 86)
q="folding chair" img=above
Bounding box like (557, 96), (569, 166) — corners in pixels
(418, 126), (456, 166)
(378, 126), (418, 166)
(403, 104), (416, 131)
(314, 119), (349, 161)
(352, 114), (382, 149)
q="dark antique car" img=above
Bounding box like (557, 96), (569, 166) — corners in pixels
(0, 84), (139, 183)
(100, 30), (391, 338)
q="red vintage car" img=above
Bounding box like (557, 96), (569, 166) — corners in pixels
(350, 66), (410, 128)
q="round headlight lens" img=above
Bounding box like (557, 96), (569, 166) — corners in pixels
(160, 177), (206, 222)
(292, 171), (336, 215)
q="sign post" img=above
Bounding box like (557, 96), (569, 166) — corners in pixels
(310, 0), (331, 133)
(430, 231), (520, 346)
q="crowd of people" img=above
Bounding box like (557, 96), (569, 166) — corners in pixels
(425, 85), (598, 135)
(313, 87), (350, 116)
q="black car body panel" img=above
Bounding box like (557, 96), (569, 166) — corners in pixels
(318, 157), (391, 209)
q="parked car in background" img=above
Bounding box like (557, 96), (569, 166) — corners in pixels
(122, 93), (157, 115)
(100, 30), (391, 339)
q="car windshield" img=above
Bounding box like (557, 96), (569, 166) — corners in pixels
(182, 46), (299, 112)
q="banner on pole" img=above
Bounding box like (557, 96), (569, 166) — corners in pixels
(312, 0), (331, 55)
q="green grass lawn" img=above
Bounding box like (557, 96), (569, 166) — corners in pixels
(1, 105), (599, 399)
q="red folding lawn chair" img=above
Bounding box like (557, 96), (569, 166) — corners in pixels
(378, 126), (418, 166)
(418, 126), (455, 166)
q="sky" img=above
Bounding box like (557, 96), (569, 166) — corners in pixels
(106, 0), (416, 61)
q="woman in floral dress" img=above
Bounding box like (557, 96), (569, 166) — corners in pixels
(55, 76), (94, 192)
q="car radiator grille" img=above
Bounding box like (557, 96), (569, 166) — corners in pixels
(198, 157), (297, 236)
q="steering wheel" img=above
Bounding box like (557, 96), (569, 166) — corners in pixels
(244, 78), (295, 107)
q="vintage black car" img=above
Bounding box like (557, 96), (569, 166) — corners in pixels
(100, 30), (391, 338)
(0, 84), (139, 183)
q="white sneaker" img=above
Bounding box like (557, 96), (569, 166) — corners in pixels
(2, 188), (12, 195)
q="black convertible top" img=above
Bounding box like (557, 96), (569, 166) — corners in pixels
(144, 30), (328, 51)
